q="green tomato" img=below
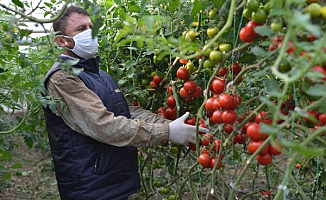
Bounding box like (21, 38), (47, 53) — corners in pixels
(243, 8), (252, 19)
(185, 30), (198, 42)
(206, 27), (218, 38)
(219, 44), (232, 52)
(209, 50), (223, 63)
(143, 65), (151, 73)
(169, 194), (178, 200)
(203, 59), (215, 69)
(203, 45), (213, 56)
(186, 61), (196, 73)
(160, 187), (170, 194)
(169, 146), (179, 154)
(271, 21), (283, 32)
(321, 6), (326, 20)
(279, 61), (291, 73)
(305, 3), (322, 18)
(247, 0), (260, 11)
(141, 79), (149, 87)
(252, 8), (267, 23)
(264, 1), (272, 13)
(209, 9), (217, 19)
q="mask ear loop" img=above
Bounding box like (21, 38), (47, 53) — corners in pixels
(58, 35), (76, 50)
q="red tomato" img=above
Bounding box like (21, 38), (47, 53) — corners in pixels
(295, 163), (301, 169)
(304, 110), (319, 123)
(255, 111), (267, 124)
(319, 113), (326, 125)
(179, 58), (188, 64)
(166, 96), (176, 108)
(132, 101), (138, 106)
(158, 107), (164, 113)
(230, 62), (242, 75)
(158, 112), (167, 118)
(224, 124), (233, 134)
(192, 86), (202, 98)
(213, 98), (221, 110)
(188, 143), (196, 151)
(198, 153), (211, 168)
(256, 153), (272, 166)
(212, 139), (221, 153)
(219, 94), (235, 110)
(165, 108), (176, 120)
(205, 97), (216, 112)
(313, 65), (326, 81)
(199, 123), (207, 135)
(218, 67), (228, 77)
(179, 87), (190, 98)
(269, 44), (276, 51)
(269, 142), (283, 155)
(286, 41), (295, 54)
(149, 80), (158, 92)
(211, 78), (226, 94)
(211, 110), (223, 124)
(222, 110), (237, 124)
(236, 134), (246, 144)
(307, 34), (317, 42)
(184, 81), (197, 94)
(246, 123), (267, 141)
(168, 85), (173, 94)
(201, 148), (210, 154)
(153, 74), (163, 85)
(176, 67), (189, 80)
(233, 93), (242, 106)
(185, 117), (196, 125)
(201, 134), (213, 146)
(247, 140), (270, 156)
(246, 20), (261, 37)
(210, 158), (222, 169)
(240, 26), (256, 42)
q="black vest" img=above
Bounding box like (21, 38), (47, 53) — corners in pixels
(43, 56), (140, 200)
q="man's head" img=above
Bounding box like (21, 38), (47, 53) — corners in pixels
(53, 6), (97, 59)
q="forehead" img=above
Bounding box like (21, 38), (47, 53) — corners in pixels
(66, 13), (92, 29)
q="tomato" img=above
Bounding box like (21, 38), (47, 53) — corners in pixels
(247, 140), (270, 156)
(269, 44), (276, 51)
(149, 80), (158, 92)
(183, 81), (197, 94)
(218, 67), (228, 77)
(319, 113), (326, 125)
(246, 123), (267, 141)
(247, 0), (259, 11)
(212, 139), (221, 153)
(179, 58), (188, 64)
(210, 158), (222, 169)
(236, 134), (246, 144)
(169, 146), (179, 154)
(269, 142), (283, 155)
(201, 134), (213, 146)
(160, 187), (170, 194)
(295, 163), (301, 169)
(304, 110), (319, 123)
(219, 44), (232, 52)
(179, 87), (190, 98)
(211, 78), (226, 94)
(205, 97), (216, 112)
(166, 96), (176, 108)
(219, 94), (235, 110)
(199, 123), (207, 135)
(264, 1), (272, 13)
(246, 20), (261, 37)
(251, 8), (267, 23)
(207, 27), (218, 38)
(239, 27), (256, 42)
(243, 8), (252, 19)
(209, 9), (217, 19)
(286, 41), (295, 54)
(203, 59), (215, 69)
(209, 50), (222, 63)
(256, 153), (272, 165)
(307, 34), (317, 42)
(279, 61), (292, 73)
(176, 67), (189, 80)
(165, 108), (176, 120)
(168, 85), (173, 94)
(186, 61), (196, 73)
(307, 0), (319, 3)
(322, 6), (326, 20)
(313, 65), (326, 81)
(141, 79), (149, 88)
(188, 143), (196, 151)
(222, 110), (237, 124)
(158, 107), (164, 113)
(213, 98), (221, 110)
(168, 194), (178, 200)
(153, 74), (163, 85)
(192, 86), (202, 98)
(234, 93), (242, 106)
(255, 111), (267, 124)
(305, 3), (322, 18)
(271, 21), (283, 32)
(185, 30), (198, 42)
(185, 117), (196, 125)
(230, 62), (242, 75)
(224, 124), (233, 134)
(198, 153), (211, 168)
(211, 110), (222, 124)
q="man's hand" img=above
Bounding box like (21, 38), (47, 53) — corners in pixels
(168, 112), (209, 145)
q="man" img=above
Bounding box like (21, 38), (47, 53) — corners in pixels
(43, 5), (206, 200)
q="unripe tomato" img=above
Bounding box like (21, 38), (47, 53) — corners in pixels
(169, 194), (178, 200)
(166, 96), (176, 108)
(219, 44), (232, 52)
(222, 110), (237, 124)
(176, 67), (189, 80)
(203, 60), (215, 69)
(207, 27), (218, 38)
(256, 153), (272, 165)
(198, 153), (211, 168)
(246, 123), (267, 141)
(252, 8), (267, 23)
(186, 61), (196, 73)
(160, 187), (170, 194)
(247, 140), (270, 156)
(271, 21), (283, 32)
(279, 61), (292, 73)
(169, 146), (179, 154)
(184, 81), (197, 94)
(209, 50), (223, 63)
(321, 6), (326, 20)
(243, 8), (252, 19)
(264, 1), (272, 13)
(305, 3), (322, 18)
(247, 0), (260, 11)
(209, 9), (217, 19)
(185, 30), (198, 42)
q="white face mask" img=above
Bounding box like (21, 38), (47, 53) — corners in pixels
(64, 29), (99, 59)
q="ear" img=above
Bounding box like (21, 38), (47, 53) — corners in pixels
(54, 35), (67, 47)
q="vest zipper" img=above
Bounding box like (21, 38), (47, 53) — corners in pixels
(93, 158), (99, 174)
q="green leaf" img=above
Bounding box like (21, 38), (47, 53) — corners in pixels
(307, 84), (326, 97)
(113, 0), (122, 5)
(0, 14), (17, 22)
(11, 163), (23, 169)
(12, 0), (24, 8)
(251, 46), (271, 57)
(140, 0), (148, 16)
(125, 60), (137, 68)
(191, 0), (204, 18)
(259, 96), (276, 108)
(0, 149), (12, 161)
(92, 18), (103, 38)
(169, 0), (179, 13)
(2, 172), (11, 180)
(254, 26), (272, 37)
(260, 123), (278, 136)
(283, 141), (325, 158)
(264, 78), (282, 96)
(165, 155), (175, 175)
(12, 74), (20, 86)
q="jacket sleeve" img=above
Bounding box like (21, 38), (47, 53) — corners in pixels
(129, 105), (171, 124)
(46, 70), (169, 147)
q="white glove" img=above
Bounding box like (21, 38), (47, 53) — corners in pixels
(168, 112), (209, 145)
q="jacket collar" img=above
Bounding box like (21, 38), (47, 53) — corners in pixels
(58, 55), (100, 74)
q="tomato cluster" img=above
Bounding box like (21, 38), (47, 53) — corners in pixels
(149, 74), (166, 92)
(239, 21), (262, 43)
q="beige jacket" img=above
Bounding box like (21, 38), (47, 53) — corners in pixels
(46, 70), (170, 147)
